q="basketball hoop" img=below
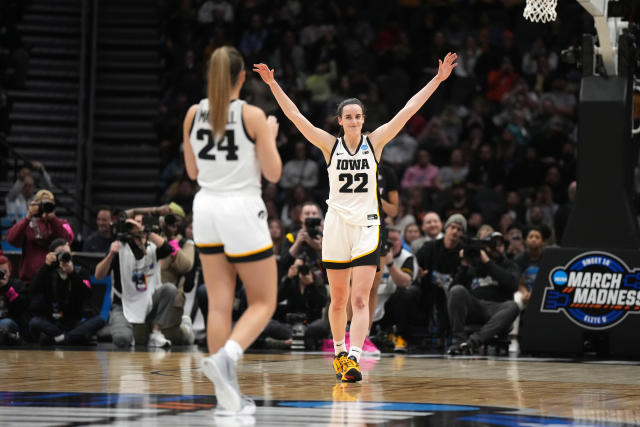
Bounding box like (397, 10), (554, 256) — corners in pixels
(523, 0), (557, 23)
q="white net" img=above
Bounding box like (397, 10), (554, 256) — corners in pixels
(523, 0), (558, 23)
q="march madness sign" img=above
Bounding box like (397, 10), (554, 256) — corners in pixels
(542, 252), (640, 329)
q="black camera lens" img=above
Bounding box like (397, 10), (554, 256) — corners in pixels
(304, 217), (321, 229)
(164, 214), (176, 226)
(298, 264), (309, 275)
(56, 251), (72, 264)
(39, 201), (55, 214)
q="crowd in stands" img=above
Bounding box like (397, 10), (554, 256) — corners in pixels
(0, 0), (598, 353)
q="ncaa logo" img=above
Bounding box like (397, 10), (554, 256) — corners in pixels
(542, 251), (640, 330)
(552, 270), (568, 285)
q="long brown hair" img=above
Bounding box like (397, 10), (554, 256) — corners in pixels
(207, 46), (245, 139)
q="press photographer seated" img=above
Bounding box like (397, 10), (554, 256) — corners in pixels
(446, 229), (520, 355)
(261, 255), (327, 350)
(94, 215), (191, 348)
(280, 201), (324, 272)
(0, 255), (28, 345)
(28, 239), (105, 345)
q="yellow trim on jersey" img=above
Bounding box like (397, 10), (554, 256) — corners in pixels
(322, 258), (352, 264)
(196, 243), (223, 248)
(351, 225), (381, 261)
(226, 242), (274, 258)
(374, 161), (381, 224)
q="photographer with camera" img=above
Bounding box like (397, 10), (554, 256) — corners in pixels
(94, 216), (190, 348)
(28, 239), (105, 345)
(6, 190), (73, 285)
(411, 213), (467, 345)
(0, 255), (29, 345)
(446, 229), (520, 355)
(261, 255), (327, 350)
(371, 226), (417, 352)
(280, 201), (324, 273)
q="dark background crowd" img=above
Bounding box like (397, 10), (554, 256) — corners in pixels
(0, 0), (629, 354)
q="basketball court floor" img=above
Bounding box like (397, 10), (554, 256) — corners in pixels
(1, 346), (639, 426)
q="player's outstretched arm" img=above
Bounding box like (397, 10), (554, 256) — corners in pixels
(369, 52), (457, 153)
(245, 104), (282, 183)
(182, 104), (199, 180)
(253, 63), (335, 159)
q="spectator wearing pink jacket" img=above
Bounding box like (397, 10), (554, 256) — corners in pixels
(401, 148), (440, 190)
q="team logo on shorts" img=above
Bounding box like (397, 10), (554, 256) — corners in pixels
(258, 210), (266, 219)
(542, 251), (640, 329)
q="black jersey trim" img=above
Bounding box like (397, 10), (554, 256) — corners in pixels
(341, 134), (363, 156)
(367, 136), (380, 165)
(226, 246), (274, 263)
(326, 138), (339, 167)
(196, 243), (224, 254)
(322, 260), (352, 270)
(189, 103), (199, 137)
(237, 100), (256, 144)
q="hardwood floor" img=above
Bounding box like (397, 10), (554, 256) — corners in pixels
(1, 347), (639, 426)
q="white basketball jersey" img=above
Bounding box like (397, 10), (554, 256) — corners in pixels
(189, 98), (261, 196)
(326, 136), (380, 226)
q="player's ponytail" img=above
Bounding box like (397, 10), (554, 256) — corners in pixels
(207, 46), (245, 140)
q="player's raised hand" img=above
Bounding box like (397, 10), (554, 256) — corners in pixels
(436, 52), (458, 82)
(253, 63), (276, 85)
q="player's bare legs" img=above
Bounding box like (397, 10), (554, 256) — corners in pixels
(349, 265), (377, 352)
(201, 253), (236, 354)
(233, 256), (278, 348)
(327, 268), (351, 343)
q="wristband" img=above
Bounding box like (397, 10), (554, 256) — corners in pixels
(386, 262), (394, 268)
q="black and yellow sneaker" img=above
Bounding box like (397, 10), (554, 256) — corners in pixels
(341, 356), (362, 383)
(333, 351), (348, 381)
(393, 335), (408, 353)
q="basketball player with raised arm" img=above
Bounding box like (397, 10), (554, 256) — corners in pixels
(254, 52), (457, 382)
(183, 46), (282, 416)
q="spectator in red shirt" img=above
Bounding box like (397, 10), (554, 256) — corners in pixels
(486, 56), (519, 103)
(5, 190), (73, 285)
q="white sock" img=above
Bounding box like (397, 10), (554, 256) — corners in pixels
(334, 339), (347, 355)
(223, 339), (243, 363)
(348, 346), (362, 362)
(54, 334), (65, 343)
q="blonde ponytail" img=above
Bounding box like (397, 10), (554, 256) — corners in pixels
(207, 46), (245, 140)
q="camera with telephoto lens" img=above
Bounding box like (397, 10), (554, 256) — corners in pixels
(113, 212), (138, 242)
(142, 214), (161, 234)
(296, 253), (312, 276)
(304, 217), (322, 239)
(55, 251), (72, 266)
(52, 301), (63, 320)
(286, 312), (307, 350)
(461, 236), (490, 266)
(164, 213), (177, 226)
(36, 200), (55, 216)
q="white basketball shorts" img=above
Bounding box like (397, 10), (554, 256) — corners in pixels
(322, 208), (380, 270)
(192, 190), (273, 262)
